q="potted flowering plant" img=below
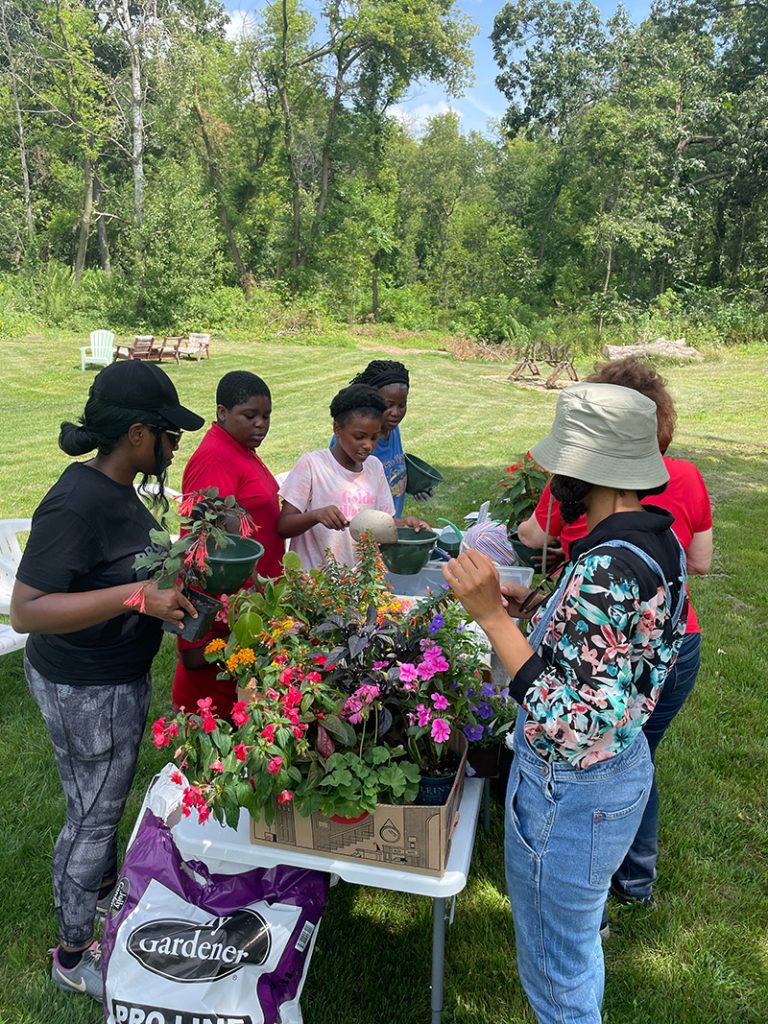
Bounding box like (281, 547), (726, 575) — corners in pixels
(152, 534), (500, 827)
(490, 451), (549, 567)
(130, 487), (262, 641)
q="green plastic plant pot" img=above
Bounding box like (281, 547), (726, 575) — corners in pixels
(379, 527), (438, 575)
(404, 453), (444, 495)
(435, 517), (463, 557)
(204, 534), (265, 595)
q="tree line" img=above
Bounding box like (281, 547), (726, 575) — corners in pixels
(0, 0), (766, 344)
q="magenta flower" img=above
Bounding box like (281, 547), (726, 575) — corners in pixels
(373, 660), (389, 671)
(399, 662), (418, 682)
(431, 692), (450, 710)
(416, 703), (432, 727)
(431, 718), (451, 743)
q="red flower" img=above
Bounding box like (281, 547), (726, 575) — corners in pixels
(306, 671), (322, 685)
(197, 697), (214, 712)
(166, 722), (179, 738)
(170, 771), (184, 785)
(198, 805), (211, 824)
(177, 491), (204, 516)
(151, 718), (170, 749)
(260, 724), (275, 743)
(231, 701), (249, 727)
(211, 758), (224, 773)
(234, 743), (248, 762)
(277, 790), (294, 804)
(201, 712), (217, 734)
(292, 725), (304, 740)
(267, 756), (283, 775)
(312, 654), (327, 667)
(279, 667), (294, 686)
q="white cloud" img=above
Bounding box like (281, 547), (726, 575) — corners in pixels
(389, 100), (461, 134)
(225, 9), (256, 41)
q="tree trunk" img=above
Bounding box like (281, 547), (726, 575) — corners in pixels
(538, 182), (562, 265)
(278, 0), (301, 272)
(0, 0), (34, 252)
(93, 171), (112, 273)
(74, 157), (94, 284)
(114, 0), (144, 228)
(598, 245), (613, 336)
(371, 263), (379, 319)
(193, 93), (250, 290)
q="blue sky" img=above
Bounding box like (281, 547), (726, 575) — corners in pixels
(224, 1), (652, 135)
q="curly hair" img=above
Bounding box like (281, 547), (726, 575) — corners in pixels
(587, 357), (677, 454)
(329, 383), (386, 425)
(216, 371), (270, 409)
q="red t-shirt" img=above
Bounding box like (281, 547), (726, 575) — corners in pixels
(533, 456), (712, 633)
(172, 423), (284, 718)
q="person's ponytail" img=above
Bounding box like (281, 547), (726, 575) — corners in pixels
(59, 420), (100, 456)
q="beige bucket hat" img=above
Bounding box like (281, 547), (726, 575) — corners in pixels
(530, 382), (669, 490)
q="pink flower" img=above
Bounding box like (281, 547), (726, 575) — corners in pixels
(265, 688), (279, 701)
(401, 681), (418, 692)
(197, 697), (214, 712)
(170, 771), (184, 785)
(234, 743), (248, 762)
(166, 722), (179, 738)
(197, 804), (211, 823)
(416, 704), (432, 727)
(201, 713), (217, 734)
(267, 756), (283, 775)
(211, 758), (224, 773)
(431, 693), (450, 710)
(306, 671), (322, 685)
(373, 660), (389, 671)
(260, 724), (275, 743)
(277, 789), (294, 804)
(231, 701), (249, 726)
(431, 718), (451, 743)
(398, 662), (419, 683)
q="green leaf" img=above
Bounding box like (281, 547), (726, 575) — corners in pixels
(282, 550), (302, 571)
(320, 714), (356, 747)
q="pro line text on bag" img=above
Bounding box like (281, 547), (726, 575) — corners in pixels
(111, 1000), (254, 1024)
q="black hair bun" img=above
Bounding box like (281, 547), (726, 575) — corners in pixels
(59, 420), (100, 456)
(330, 384), (386, 423)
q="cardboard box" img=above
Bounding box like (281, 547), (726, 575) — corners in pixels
(248, 732), (468, 877)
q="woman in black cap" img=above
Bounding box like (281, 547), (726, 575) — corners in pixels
(11, 360), (204, 1000)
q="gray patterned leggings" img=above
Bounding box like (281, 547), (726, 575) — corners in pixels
(25, 659), (151, 947)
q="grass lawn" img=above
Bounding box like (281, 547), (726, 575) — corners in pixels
(0, 332), (766, 1024)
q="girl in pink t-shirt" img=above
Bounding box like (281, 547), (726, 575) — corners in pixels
(278, 384), (428, 568)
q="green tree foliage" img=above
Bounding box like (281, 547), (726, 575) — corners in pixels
(0, 0), (765, 341)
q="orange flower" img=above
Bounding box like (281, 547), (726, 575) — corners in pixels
(205, 638), (226, 654)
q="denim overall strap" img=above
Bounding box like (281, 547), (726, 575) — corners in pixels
(596, 538), (688, 630)
(527, 535), (687, 655)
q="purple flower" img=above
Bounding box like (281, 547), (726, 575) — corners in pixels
(463, 723), (484, 742)
(481, 682), (496, 698)
(456, 623), (465, 633)
(476, 700), (494, 721)
(428, 613), (445, 635)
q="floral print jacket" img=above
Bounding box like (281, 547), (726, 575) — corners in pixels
(509, 509), (687, 768)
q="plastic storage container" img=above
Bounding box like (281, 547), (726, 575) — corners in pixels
(386, 562), (533, 598)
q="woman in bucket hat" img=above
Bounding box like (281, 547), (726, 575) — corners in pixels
(11, 361), (205, 1001)
(443, 382), (688, 1024)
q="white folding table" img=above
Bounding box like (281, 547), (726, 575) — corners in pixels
(169, 777), (483, 1024)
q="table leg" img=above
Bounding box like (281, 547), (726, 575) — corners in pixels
(483, 777), (491, 834)
(431, 896), (447, 1024)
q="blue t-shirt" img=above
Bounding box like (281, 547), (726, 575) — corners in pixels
(329, 427), (407, 517)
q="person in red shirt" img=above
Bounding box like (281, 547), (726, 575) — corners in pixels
(517, 357), (713, 913)
(172, 371), (284, 718)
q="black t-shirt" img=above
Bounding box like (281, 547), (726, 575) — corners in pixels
(17, 462), (164, 685)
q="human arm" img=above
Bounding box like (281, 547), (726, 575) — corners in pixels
(516, 513), (550, 548)
(442, 551), (535, 677)
(278, 500), (348, 537)
(685, 528), (713, 574)
(11, 578), (196, 634)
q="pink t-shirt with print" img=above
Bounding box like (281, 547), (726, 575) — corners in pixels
(280, 448), (395, 569)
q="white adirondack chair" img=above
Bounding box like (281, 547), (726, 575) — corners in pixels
(0, 518), (31, 655)
(81, 330), (116, 371)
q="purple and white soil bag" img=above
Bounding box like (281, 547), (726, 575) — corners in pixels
(102, 803), (329, 1024)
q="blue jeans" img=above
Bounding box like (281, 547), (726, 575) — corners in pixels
(612, 632), (701, 900)
(505, 712), (652, 1024)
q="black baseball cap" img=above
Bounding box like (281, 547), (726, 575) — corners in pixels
(90, 361), (205, 431)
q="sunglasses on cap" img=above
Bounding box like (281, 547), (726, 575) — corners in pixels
(150, 425), (183, 446)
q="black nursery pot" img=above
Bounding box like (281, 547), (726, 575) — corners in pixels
(162, 590), (223, 643)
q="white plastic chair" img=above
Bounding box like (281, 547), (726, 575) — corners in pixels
(80, 330), (116, 371)
(178, 333), (211, 361)
(0, 623), (27, 656)
(0, 518), (31, 615)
